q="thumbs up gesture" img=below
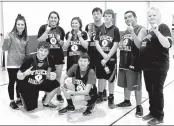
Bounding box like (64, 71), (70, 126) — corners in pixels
(46, 21), (51, 32)
(77, 30), (82, 38)
(127, 22), (134, 33)
(151, 23), (158, 32)
(5, 32), (10, 39)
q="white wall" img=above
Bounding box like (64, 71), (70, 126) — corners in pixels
(106, 2), (148, 31)
(3, 2), (105, 36)
(3, 2), (174, 36)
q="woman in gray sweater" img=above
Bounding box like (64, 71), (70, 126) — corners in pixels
(2, 14), (28, 110)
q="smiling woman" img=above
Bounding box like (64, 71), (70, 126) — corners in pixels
(37, 10), (65, 103)
(2, 14), (29, 110)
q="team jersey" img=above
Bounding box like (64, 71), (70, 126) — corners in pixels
(140, 23), (172, 72)
(119, 25), (143, 72)
(65, 31), (88, 70)
(20, 54), (55, 85)
(85, 23), (103, 66)
(67, 64), (96, 93)
(37, 24), (65, 64)
(95, 24), (120, 61)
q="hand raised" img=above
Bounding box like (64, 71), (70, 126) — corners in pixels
(68, 32), (73, 40)
(5, 32), (10, 39)
(46, 21), (51, 32)
(77, 30), (82, 38)
(49, 72), (57, 80)
(23, 66), (33, 76)
(127, 22), (134, 33)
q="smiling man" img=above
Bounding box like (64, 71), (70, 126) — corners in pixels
(116, 10), (147, 117)
(17, 41), (60, 112)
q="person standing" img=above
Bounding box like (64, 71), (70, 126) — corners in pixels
(95, 9), (120, 109)
(116, 10), (147, 117)
(85, 7), (108, 102)
(63, 17), (88, 71)
(2, 14), (29, 110)
(140, 7), (172, 125)
(37, 11), (64, 103)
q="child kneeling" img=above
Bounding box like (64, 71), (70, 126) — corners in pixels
(17, 41), (60, 112)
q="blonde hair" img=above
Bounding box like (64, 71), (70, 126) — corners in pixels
(148, 6), (161, 24)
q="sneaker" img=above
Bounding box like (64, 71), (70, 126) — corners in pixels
(108, 96), (115, 109)
(10, 101), (19, 110)
(116, 100), (131, 107)
(147, 118), (164, 125)
(103, 89), (107, 101)
(136, 105), (143, 118)
(42, 94), (47, 103)
(56, 95), (64, 103)
(83, 104), (95, 116)
(16, 99), (22, 106)
(142, 113), (154, 121)
(58, 105), (75, 115)
(96, 95), (103, 104)
(43, 102), (57, 108)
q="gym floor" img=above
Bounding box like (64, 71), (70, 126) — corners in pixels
(0, 49), (174, 125)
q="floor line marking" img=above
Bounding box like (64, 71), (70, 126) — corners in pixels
(110, 79), (174, 126)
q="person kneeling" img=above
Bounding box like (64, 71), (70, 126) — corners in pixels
(17, 41), (60, 112)
(58, 53), (97, 116)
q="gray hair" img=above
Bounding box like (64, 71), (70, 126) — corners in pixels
(148, 6), (161, 24)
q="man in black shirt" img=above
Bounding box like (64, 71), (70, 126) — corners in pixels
(58, 53), (97, 116)
(95, 9), (120, 109)
(17, 41), (60, 112)
(85, 7), (108, 102)
(116, 10), (147, 118)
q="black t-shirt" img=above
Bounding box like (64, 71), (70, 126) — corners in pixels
(67, 64), (97, 95)
(37, 24), (65, 61)
(140, 23), (172, 71)
(37, 24), (65, 40)
(65, 30), (88, 71)
(119, 25), (143, 72)
(85, 23), (103, 64)
(95, 24), (120, 61)
(85, 23), (103, 43)
(20, 54), (55, 85)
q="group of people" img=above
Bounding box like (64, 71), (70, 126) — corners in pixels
(2, 6), (172, 125)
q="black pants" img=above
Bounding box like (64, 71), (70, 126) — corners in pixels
(18, 79), (59, 111)
(143, 70), (168, 121)
(87, 85), (98, 106)
(7, 68), (20, 100)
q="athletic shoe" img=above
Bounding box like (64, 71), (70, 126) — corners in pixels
(96, 95), (103, 104)
(147, 118), (164, 125)
(43, 102), (57, 108)
(58, 105), (75, 115)
(56, 95), (64, 103)
(103, 89), (108, 101)
(108, 96), (115, 109)
(142, 113), (154, 121)
(42, 94), (47, 103)
(116, 100), (132, 107)
(16, 99), (22, 106)
(10, 101), (19, 110)
(83, 103), (95, 116)
(135, 105), (143, 118)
